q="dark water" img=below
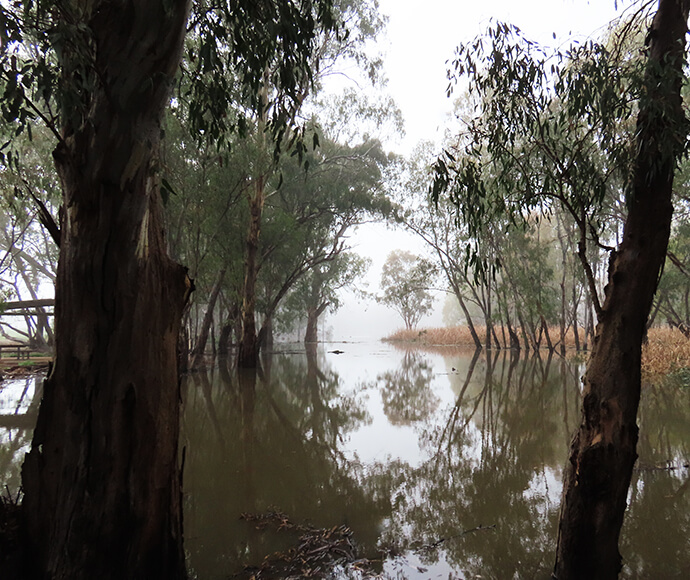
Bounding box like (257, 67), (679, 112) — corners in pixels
(1, 343), (689, 578)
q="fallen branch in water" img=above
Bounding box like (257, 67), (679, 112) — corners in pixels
(417, 523), (497, 551)
(238, 510), (381, 579)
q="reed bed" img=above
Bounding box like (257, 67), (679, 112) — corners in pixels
(384, 326), (480, 346)
(384, 325), (584, 349)
(384, 326), (690, 380)
(641, 327), (690, 379)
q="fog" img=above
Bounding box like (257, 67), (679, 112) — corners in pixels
(324, 0), (624, 342)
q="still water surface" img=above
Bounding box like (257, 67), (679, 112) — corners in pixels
(182, 342), (690, 579)
(1, 342), (689, 578)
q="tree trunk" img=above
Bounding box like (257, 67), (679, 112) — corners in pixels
(439, 254), (483, 349)
(238, 179), (264, 368)
(258, 315), (274, 351)
(455, 288), (482, 349)
(484, 283), (494, 349)
(541, 314), (554, 353)
(304, 302), (328, 344)
(554, 2), (689, 578)
(304, 308), (319, 343)
(190, 268), (226, 369)
(572, 282), (582, 352)
(516, 309), (531, 352)
(558, 217), (568, 357)
(21, 2), (191, 579)
(218, 323), (233, 359)
(560, 281), (567, 356)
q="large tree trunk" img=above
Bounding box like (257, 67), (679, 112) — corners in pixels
(238, 180), (264, 368)
(304, 309), (319, 343)
(554, 2), (689, 578)
(21, 2), (191, 579)
(304, 302), (328, 344)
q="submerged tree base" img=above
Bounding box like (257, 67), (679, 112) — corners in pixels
(0, 492), (24, 580)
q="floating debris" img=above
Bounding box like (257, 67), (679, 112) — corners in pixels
(237, 511), (381, 579)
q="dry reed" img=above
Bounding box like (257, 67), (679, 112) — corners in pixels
(384, 325), (690, 380)
(641, 327), (690, 379)
(384, 325), (585, 349)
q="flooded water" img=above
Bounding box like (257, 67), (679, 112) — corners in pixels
(1, 343), (689, 578)
(181, 343), (690, 579)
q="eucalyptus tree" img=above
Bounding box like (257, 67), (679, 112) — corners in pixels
(0, 124), (59, 347)
(284, 253), (369, 343)
(181, 0), (387, 368)
(164, 89), (395, 363)
(553, 210), (591, 353)
(433, 2), (690, 577)
(256, 131), (392, 347)
(162, 114), (249, 365)
(0, 0), (342, 577)
(393, 142), (484, 348)
(433, 17), (645, 320)
(378, 250), (437, 331)
(490, 222), (560, 351)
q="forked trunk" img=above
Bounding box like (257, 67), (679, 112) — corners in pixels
(304, 302), (327, 344)
(554, 2), (689, 578)
(21, 2), (191, 579)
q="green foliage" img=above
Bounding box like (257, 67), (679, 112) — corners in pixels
(257, 126), (391, 332)
(182, 0), (375, 155)
(378, 250), (437, 330)
(655, 211), (690, 330)
(163, 107), (392, 341)
(0, 2), (62, 159)
(316, 88), (404, 145)
(279, 252), (370, 335)
(432, 15), (650, 280)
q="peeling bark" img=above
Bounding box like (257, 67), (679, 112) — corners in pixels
(238, 178), (265, 368)
(21, 2), (191, 579)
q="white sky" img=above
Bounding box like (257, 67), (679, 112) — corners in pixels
(326, 0), (628, 342)
(378, 0), (623, 154)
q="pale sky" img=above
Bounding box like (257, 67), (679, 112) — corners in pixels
(378, 0), (624, 154)
(326, 0), (630, 342)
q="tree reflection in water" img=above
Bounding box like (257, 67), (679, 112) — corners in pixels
(0, 377), (42, 493)
(0, 348), (686, 577)
(182, 349), (387, 580)
(378, 349), (576, 578)
(118, 345), (690, 577)
(179, 345), (690, 579)
(377, 350), (440, 425)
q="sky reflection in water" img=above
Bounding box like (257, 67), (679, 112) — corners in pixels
(180, 343), (690, 579)
(0, 345), (687, 578)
